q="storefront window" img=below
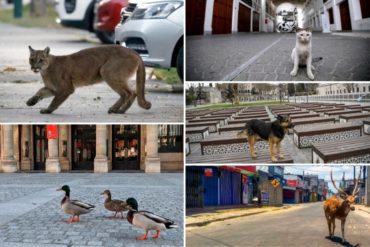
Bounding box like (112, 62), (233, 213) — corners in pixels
(158, 125), (183, 153)
(112, 125), (140, 170)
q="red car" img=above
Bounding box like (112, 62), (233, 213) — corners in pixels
(94, 0), (128, 44)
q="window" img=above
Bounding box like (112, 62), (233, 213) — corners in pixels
(364, 87), (366, 92)
(368, 86), (370, 92)
(360, 0), (370, 19)
(328, 8), (334, 24)
(158, 125), (183, 153)
(357, 87), (359, 92)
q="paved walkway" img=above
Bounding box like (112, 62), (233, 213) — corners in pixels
(186, 32), (370, 81)
(0, 173), (184, 247)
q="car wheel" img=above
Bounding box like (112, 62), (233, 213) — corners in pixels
(95, 31), (115, 44)
(176, 46), (183, 82)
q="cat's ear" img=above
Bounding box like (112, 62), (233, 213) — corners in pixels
(43, 46), (50, 56)
(305, 27), (312, 32)
(295, 27), (302, 33)
(28, 45), (34, 53)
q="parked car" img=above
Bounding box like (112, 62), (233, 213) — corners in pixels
(114, 0), (184, 81)
(94, 0), (128, 44)
(54, 0), (96, 32)
(54, 0), (126, 44)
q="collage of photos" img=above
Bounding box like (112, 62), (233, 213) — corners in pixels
(0, 0), (369, 247)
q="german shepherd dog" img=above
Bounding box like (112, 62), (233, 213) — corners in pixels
(237, 115), (294, 162)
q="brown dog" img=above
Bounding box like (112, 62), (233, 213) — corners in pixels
(237, 115), (294, 162)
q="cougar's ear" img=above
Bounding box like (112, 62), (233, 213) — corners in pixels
(43, 46), (50, 56)
(28, 45), (34, 53)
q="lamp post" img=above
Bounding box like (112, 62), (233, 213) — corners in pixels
(14, 0), (23, 19)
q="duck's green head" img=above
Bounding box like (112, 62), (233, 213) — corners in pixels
(57, 185), (70, 196)
(126, 197), (138, 211)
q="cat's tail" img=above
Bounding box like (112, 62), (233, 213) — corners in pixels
(312, 57), (323, 63)
(136, 57), (152, 110)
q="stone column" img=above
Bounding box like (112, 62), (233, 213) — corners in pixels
(59, 125), (70, 171)
(94, 125), (108, 173)
(21, 125), (31, 171)
(366, 167), (370, 207)
(144, 125), (161, 173)
(45, 126), (61, 173)
(0, 125), (17, 172)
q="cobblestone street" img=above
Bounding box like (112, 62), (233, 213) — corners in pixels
(186, 32), (370, 81)
(0, 173), (184, 247)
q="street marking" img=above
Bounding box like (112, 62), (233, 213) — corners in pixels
(222, 37), (284, 81)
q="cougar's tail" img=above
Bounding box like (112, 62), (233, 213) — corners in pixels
(136, 57), (152, 110)
(312, 57), (323, 63)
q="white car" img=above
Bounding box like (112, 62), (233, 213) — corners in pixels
(114, 0), (183, 80)
(54, 0), (96, 32)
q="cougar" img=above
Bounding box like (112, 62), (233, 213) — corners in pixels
(27, 45), (152, 114)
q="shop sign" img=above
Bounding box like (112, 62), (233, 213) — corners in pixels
(47, 125), (58, 139)
(204, 168), (213, 177)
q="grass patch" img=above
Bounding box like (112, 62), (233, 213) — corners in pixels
(0, 3), (61, 28)
(153, 68), (180, 84)
(192, 101), (288, 110)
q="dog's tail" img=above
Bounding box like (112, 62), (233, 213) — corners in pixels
(312, 57), (323, 63)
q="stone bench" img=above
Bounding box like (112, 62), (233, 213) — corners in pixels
(237, 112), (268, 118)
(187, 121), (220, 133)
(189, 117), (228, 126)
(290, 117), (336, 134)
(200, 135), (269, 155)
(293, 122), (363, 148)
(339, 113), (370, 123)
(324, 109), (362, 120)
(233, 114), (268, 120)
(218, 123), (246, 134)
(186, 137), (191, 155)
(186, 147), (293, 164)
(228, 117), (270, 125)
(364, 120), (370, 135)
(186, 126), (209, 143)
(272, 110), (309, 117)
(312, 135), (370, 163)
(313, 107), (343, 113)
(290, 113), (319, 119)
(363, 107), (370, 113)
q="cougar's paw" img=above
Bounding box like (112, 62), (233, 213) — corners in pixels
(290, 70), (297, 77)
(40, 108), (52, 114)
(141, 101), (152, 110)
(108, 107), (119, 114)
(26, 97), (39, 106)
(307, 72), (315, 80)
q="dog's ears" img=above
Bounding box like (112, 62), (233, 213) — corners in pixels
(277, 115), (283, 121)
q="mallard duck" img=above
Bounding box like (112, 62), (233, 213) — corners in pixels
(126, 198), (178, 240)
(101, 189), (129, 218)
(56, 185), (95, 224)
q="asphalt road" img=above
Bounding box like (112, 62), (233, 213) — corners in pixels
(0, 22), (183, 123)
(186, 202), (370, 247)
(186, 32), (370, 81)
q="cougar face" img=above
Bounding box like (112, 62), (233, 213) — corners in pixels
(29, 46), (50, 73)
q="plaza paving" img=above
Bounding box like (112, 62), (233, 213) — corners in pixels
(186, 32), (370, 81)
(0, 173), (184, 247)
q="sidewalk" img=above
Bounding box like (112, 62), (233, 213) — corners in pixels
(186, 204), (294, 227)
(357, 204), (370, 214)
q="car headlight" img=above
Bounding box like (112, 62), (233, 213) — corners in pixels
(131, 1), (183, 19)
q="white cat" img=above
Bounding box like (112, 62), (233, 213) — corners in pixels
(290, 27), (315, 80)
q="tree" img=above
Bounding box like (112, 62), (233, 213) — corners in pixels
(186, 86), (195, 105)
(196, 84), (206, 105)
(344, 83), (356, 93)
(288, 84), (295, 96)
(30, 0), (47, 17)
(223, 84), (235, 104)
(232, 83), (240, 105)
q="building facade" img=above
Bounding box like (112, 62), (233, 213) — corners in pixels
(316, 83), (370, 95)
(187, 0), (276, 35)
(0, 125), (183, 173)
(303, 0), (370, 31)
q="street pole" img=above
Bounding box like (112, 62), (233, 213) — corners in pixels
(14, 0), (23, 19)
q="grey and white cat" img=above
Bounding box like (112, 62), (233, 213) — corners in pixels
(290, 27), (315, 80)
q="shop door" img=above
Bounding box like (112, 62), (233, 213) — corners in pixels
(112, 125), (140, 170)
(212, 0), (233, 34)
(340, 0), (352, 31)
(203, 167), (219, 206)
(186, 166), (203, 208)
(186, 0), (206, 35)
(33, 125), (47, 170)
(238, 3), (251, 32)
(72, 125), (96, 170)
(253, 11), (260, 32)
